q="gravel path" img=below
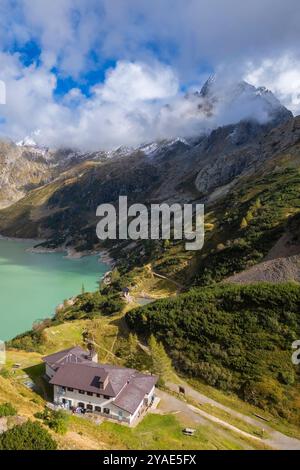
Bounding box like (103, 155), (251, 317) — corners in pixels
(155, 390), (261, 450)
(166, 382), (300, 450)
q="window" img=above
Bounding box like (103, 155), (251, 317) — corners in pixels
(95, 406), (101, 413)
(86, 404), (93, 411)
(103, 408), (110, 415)
(67, 387), (73, 392)
(79, 390), (85, 395)
(104, 395), (110, 399)
(87, 392), (93, 396)
(96, 394), (101, 398)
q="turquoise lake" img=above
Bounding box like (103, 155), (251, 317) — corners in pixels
(0, 238), (108, 341)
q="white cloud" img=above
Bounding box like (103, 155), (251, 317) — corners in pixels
(2, 0), (300, 80)
(97, 61), (178, 103)
(1, 1), (300, 151)
(0, 55), (294, 151)
(245, 55), (300, 114)
(0, 57), (181, 149)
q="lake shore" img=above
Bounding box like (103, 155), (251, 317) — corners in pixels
(28, 245), (114, 267)
(0, 234), (45, 244)
(0, 233), (114, 267)
(0, 237), (110, 340)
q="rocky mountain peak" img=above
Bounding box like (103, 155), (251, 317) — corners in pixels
(198, 75), (293, 126)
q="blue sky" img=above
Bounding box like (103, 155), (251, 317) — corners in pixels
(0, 0), (300, 150)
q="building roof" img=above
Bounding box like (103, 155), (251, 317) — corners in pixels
(48, 347), (158, 415)
(43, 346), (91, 370)
(114, 374), (157, 414)
(50, 363), (116, 396)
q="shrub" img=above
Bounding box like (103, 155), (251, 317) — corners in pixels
(48, 409), (69, 435)
(278, 370), (295, 386)
(48, 416), (68, 435)
(0, 368), (10, 379)
(35, 408), (69, 435)
(195, 170), (300, 285)
(7, 329), (45, 352)
(242, 378), (283, 408)
(55, 291), (125, 321)
(0, 421), (57, 450)
(0, 402), (17, 417)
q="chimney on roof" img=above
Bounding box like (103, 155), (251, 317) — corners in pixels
(87, 343), (98, 363)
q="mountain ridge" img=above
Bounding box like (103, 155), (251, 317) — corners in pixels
(0, 82), (299, 286)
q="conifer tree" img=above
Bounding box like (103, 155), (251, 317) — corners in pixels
(246, 211), (253, 223)
(124, 333), (140, 369)
(254, 197), (262, 209)
(149, 335), (172, 384)
(240, 217), (248, 229)
(128, 333), (138, 355)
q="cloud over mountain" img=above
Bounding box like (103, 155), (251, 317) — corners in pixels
(0, 55), (293, 151)
(0, 1), (299, 150)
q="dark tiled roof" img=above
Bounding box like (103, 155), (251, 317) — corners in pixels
(113, 383), (146, 414)
(131, 373), (158, 394)
(43, 346), (90, 368)
(105, 368), (134, 396)
(50, 363), (115, 396)
(114, 375), (157, 414)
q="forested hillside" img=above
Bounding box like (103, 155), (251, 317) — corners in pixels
(126, 282), (300, 423)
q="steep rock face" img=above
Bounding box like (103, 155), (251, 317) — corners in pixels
(0, 141), (123, 208)
(194, 121), (263, 194)
(195, 116), (300, 196)
(0, 141), (52, 208)
(1, 116), (299, 253)
(191, 77), (293, 195)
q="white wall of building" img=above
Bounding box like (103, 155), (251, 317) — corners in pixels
(53, 385), (132, 422)
(129, 398), (145, 424)
(53, 385), (113, 407)
(53, 384), (156, 424)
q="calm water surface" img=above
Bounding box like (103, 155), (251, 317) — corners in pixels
(0, 239), (108, 340)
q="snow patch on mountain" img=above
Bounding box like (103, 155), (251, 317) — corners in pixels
(16, 136), (37, 147)
(198, 76), (292, 126)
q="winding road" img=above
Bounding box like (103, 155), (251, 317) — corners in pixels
(158, 382), (300, 450)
